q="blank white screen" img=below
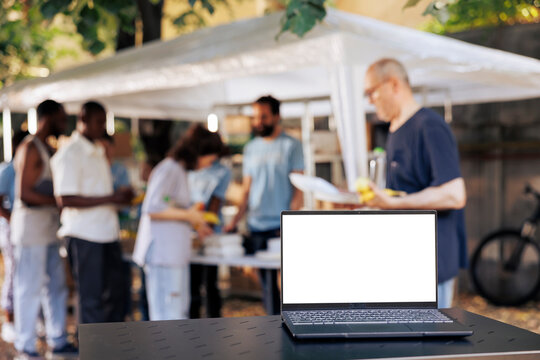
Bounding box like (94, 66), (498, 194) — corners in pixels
(282, 213), (436, 304)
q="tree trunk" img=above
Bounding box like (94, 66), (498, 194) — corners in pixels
(116, 0), (163, 51)
(116, 22), (136, 51)
(137, 0), (163, 43)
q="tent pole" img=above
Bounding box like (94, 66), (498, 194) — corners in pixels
(444, 89), (453, 124)
(131, 117), (139, 137)
(2, 108), (12, 162)
(301, 101), (314, 209)
(329, 64), (368, 191)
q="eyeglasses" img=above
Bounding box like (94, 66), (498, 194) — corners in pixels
(364, 80), (389, 100)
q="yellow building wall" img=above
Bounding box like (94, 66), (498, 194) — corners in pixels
(162, 0), (433, 40)
(335, 0), (434, 28)
(163, 0), (268, 40)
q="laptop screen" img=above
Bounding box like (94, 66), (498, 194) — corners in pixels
(281, 211), (437, 305)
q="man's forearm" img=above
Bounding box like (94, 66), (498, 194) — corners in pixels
(390, 178), (466, 211)
(290, 188), (303, 210)
(231, 198), (248, 228)
(149, 207), (192, 222)
(57, 195), (115, 208)
(21, 190), (57, 207)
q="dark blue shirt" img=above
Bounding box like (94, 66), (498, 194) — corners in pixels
(385, 108), (467, 283)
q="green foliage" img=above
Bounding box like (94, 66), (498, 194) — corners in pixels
(417, 0), (540, 34)
(279, 0), (327, 38)
(0, 3), (58, 88)
(37, 0), (135, 55)
(40, 0), (71, 19)
(403, 0), (423, 8)
(173, 10), (206, 28)
(172, 0), (231, 29)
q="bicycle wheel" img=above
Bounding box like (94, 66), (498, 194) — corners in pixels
(470, 229), (540, 306)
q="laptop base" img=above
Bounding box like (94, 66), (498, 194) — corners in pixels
(283, 309), (473, 339)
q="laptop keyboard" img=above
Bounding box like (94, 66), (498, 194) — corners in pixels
(287, 309), (453, 325)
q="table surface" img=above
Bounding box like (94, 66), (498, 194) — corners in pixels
(190, 254), (281, 269)
(79, 308), (540, 360)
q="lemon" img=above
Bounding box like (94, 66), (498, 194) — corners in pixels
(203, 212), (220, 225)
(355, 177), (371, 193)
(131, 193), (145, 205)
(361, 191), (375, 203)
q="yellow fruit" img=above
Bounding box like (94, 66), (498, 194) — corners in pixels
(384, 189), (397, 196)
(203, 212), (220, 225)
(384, 189), (406, 197)
(355, 177), (371, 193)
(361, 191), (375, 203)
(132, 193), (145, 205)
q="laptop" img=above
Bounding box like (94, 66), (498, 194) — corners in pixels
(280, 210), (473, 339)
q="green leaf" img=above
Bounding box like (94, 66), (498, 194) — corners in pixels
(279, 0), (326, 38)
(118, 4), (138, 22)
(201, 0), (215, 14)
(80, 5), (100, 25)
(403, 0), (423, 9)
(40, 0), (72, 19)
(173, 10), (206, 27)
(189, 0), (198, 7)
(88, 39), (106, 55)
(76, 18), (98, 39)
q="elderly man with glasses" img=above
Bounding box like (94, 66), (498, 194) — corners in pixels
(363, 58), (468, 309)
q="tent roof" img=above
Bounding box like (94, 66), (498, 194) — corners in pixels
(1, 9), (540, 119)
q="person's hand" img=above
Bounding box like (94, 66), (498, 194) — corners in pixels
(187, 206), (206, 226)
(290, 196), (303, 211)
(112, 187), (135, 205)
(365, 182), (397, 209)
(196, 222), (213, 240)
(223, 222), (237, 233)
(187, 206), (214, 239)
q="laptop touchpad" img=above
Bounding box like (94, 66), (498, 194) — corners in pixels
(348, 323), (411, 334)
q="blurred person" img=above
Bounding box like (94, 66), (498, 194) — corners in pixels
(363, 58), (467, 308)
(99, 133), (132, 220)
(188, 132), (231, 318)
(99, 133), (130, 191)
(132, 156), (160, 322)
(224, 95), (304, 315)
(51, 101), (134, 325)
(132, 124), (216, 321)
(0, 130), (28, 344)
(99, 133), (134, 320)
(10, 100), (76, 358)
(141, 157), (159, 184)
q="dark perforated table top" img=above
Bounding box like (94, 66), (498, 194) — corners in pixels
(79, 308), (540, 360)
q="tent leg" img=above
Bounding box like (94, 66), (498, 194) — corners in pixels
(131, 117), (139, 137)
(2, 108), (12, 162)
(444, 90), (453, 124)
(301, 102), (314, 209)
(329, 65), (368, 191)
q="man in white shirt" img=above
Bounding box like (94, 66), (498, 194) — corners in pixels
(51, 101), (134, 324)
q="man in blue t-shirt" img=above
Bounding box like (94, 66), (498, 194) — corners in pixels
(364, 59), (467, 309)
(224, 95), (304, 315)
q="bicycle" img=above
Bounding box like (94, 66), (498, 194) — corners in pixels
(470, 184), (540, 306)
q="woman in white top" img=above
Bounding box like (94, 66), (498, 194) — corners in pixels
(133, 124), (219, 320)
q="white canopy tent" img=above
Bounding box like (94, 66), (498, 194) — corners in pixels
(2, 9), (540, 189)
